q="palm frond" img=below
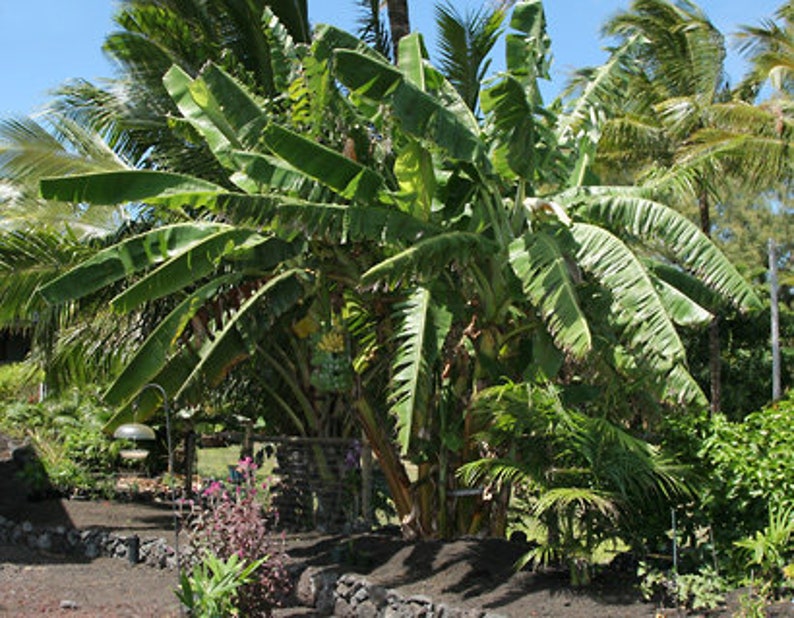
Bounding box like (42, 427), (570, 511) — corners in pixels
(355, 0), (392, 60)
(434, 1), (505, 111)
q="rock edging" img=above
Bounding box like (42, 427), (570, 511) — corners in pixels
(296, 567), (508, 618)
(0, 514), (176, 568)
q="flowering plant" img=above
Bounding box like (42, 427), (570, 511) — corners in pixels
(184, 458), (290, 615)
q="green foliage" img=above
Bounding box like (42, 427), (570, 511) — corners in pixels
(684, 306), (794, 421)
(0, 390), (119, 495)
(460, 381), (690, 580)
(734, 505), (794, 587)
(14, 0), (770, 546)
(0, 363), (42, 404)
(638, 562), (726, 612)
(700, 392), (794, 544)
(185, 459), (291, 614)
(176, 552), (266, 618)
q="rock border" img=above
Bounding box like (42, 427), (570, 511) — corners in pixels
(0, 514), (176, 568)
(296, 567), (508, 618)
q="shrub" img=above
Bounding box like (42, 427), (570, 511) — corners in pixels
(734, 505), (794, 597)
(0, 362), (43, 404)
(700, 392), (794, 547)
(176, 552), (266, 617)
(184, 458), (291, 615)
(1, 390), (119, 496)
(638, 562), (726, 612)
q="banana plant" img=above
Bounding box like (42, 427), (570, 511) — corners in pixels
(37, 3), (759, 539)
(328, 2), (760, 535)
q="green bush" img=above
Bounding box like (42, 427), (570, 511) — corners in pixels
(0, 362), (43, 405)
(1, 389), (120, 496)
(700, 392), (794, 546)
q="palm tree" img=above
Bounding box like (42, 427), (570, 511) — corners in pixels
(563, 0), (793, 413)
(386, 0), (411, 60)
(736, 0), (794, 97)
(37, 2), (758, 538)
(434, 1), (507, 111)
(52, 0), (310, 179)
(458, 380), (690, 584)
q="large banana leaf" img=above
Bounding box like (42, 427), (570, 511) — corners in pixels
(262, 124), (384, 202)
(570, 222), (686, 371)
(174, 268), (307, 401)
(394, 139), (436, 220)
(38, 223), (228, 303)
(102, 345), (199, 432)
(334, 49), (484, 164)
(228, 151), (308, 194)
(571, 191), (762, 311)
(481, 74), (536, 180)
(651, 275), (713, 327)
(648, 261), (725, 312)
(508, 230), (591, 358)
(163, 64), (267, 166)
(390, 286), (452, 453)
(110, 231), (298, 312)
(312, 24), (386, 64)
(505, 0), (551, 95)
(108, 268), (308, 428)
(362, 231), (497, 286)
(40, 170), (227, 209)
(397, 33), (428, 90)
(103, 273), (242, 408)
(208, 193), (438, 242)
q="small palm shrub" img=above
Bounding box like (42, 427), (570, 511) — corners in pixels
(184, 458), (291, 615)
(733, 505), (794, 605)
(459, 380), (690, 584)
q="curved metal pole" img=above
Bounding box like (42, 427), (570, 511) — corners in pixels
(138, 382), (173, 475)
(137, 383), (182, 591)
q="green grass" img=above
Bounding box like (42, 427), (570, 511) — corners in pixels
(196, 443), (276, 481)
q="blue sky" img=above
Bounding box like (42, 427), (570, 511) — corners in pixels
(0, 0), (784, 118)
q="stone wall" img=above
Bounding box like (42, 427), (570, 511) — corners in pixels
(0, 514), (175, 568)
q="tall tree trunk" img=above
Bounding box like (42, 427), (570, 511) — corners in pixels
(699, 190), (721, 414)
(386, 0), (411, 62)
(769, 239), (782, 401)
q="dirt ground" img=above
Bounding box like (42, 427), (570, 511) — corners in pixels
(1, 442), (792, 617)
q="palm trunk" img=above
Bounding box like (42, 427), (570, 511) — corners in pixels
(386, 0), (411, 62)
(699, 189), (721, 415)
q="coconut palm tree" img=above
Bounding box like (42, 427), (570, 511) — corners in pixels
(52, 0), (310, 178)
(562, 0), (793, 413)
(736, 0), (794, 97)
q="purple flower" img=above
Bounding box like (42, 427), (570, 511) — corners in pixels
(344, 439), (362, 469)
